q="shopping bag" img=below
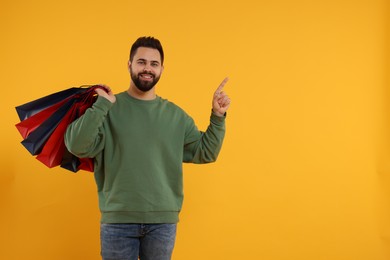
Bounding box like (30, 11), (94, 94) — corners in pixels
(35, 87), (99, 169)
(15, 85), (107, 172)
(78, 158), (94, 172)
(60, 149), (81, 172)
(60, 151), (94, 173)
(15, 87), (88, 121)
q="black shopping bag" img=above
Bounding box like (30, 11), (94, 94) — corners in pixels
(15, 87), (88, 121)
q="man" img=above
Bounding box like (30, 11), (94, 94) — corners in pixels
(65, 36), (230, 260)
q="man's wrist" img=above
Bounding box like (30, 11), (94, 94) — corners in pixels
(212, 109), (226, 117)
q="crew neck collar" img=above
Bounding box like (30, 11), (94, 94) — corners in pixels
(123, 91), (160, 104)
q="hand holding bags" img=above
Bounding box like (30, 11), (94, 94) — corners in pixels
(15, 85), (107, 172)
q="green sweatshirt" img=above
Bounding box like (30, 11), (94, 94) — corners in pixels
(64, 91), (226, 223)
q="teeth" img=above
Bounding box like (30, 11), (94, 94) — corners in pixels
(141, 74), (153, 79)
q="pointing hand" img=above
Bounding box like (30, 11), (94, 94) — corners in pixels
(212, 77), (231, 117)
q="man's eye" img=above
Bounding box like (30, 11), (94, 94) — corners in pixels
(138, 61), (145, 65)
(151, 63), (159, 67)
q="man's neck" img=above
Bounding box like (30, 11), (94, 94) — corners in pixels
(127, 84), (157, 100)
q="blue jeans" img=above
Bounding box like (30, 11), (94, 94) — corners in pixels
(100, 223), (177, 260)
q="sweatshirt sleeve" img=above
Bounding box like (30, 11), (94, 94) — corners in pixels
(183, 112), (226, 164)
(64, 96), (113, 158)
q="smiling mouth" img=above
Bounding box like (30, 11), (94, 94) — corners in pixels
(140, 73), (154, 80)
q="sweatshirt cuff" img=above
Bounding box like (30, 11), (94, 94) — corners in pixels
(210, 110), (226, 125)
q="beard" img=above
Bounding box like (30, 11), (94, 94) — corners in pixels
(130, 67), (161, 92)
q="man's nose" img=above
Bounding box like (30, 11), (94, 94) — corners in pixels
(143, 63), (152, 72)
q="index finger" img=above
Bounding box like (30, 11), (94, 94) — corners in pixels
(215, 77), (229, 94)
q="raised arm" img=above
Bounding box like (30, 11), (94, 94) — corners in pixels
(184, 78), (231, 163)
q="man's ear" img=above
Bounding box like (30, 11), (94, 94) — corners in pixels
(127, 60), (131, 72)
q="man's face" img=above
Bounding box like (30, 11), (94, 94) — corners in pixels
(129, 47), (163, 92)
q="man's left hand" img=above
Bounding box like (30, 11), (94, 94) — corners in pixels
(212, 77), (231, 117)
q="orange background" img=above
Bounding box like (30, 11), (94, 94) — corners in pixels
(1, 0), (390, 259)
